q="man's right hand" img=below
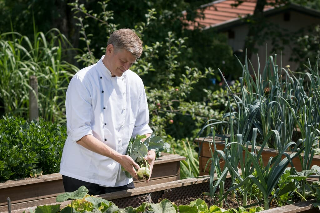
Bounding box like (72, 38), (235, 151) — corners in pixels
(77, 135), (140, 179)
(118, 155), (140, 179)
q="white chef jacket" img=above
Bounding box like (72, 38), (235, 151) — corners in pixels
(60, 56), (152, 187)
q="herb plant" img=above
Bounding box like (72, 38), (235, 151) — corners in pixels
(124, 134), (167, 180)
(38, 186), (265, 213)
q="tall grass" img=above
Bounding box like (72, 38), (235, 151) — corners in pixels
(0, 28), (78, 123)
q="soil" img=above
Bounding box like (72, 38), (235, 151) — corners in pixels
(170, 194), (261, 209)
(170, 192), (303, 210)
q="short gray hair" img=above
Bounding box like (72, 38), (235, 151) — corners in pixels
(107, 29), (143, 58)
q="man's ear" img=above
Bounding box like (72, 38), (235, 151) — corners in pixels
(106, 44), (114, 55)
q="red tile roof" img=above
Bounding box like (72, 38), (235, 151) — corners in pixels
(185, 0), (274, 30)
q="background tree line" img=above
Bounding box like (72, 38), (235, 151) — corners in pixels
(0, 0), (319, 142)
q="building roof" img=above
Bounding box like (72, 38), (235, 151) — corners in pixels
(185, 0), (320, 31)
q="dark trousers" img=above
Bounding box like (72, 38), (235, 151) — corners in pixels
(62, 175), (135, 195)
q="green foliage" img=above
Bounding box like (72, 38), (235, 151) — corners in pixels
(197, 53), (320, 209)
(206, 54), (320, 152)
(1, 0), (227, 146)
(56, 186), (89, 202)
(53, 188), (264, 213)
(124, 134), (167, 180)
(291, 25), (320, 71)
(126, 134), (165, 164)
(173, 139), (199, 179)
(34, 204), (61, 213)
(0, 116), (67, 182)
(67, 1), (223, 151)
(0, 0), (234, 181)
(0, 29), (78, 123)
(0, 1), (232, 160)
(146, 199), (176, 213)
(67, 196), (119, 213)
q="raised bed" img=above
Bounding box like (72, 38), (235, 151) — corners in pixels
(196, 136), (320, 176)
(7, 176), (211, 213)
(0, 153), (185, 212)
(7, 176), (320, 213)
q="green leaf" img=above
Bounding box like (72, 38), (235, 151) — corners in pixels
(278, 182), (295, 196)
(85, 196), (112, 209)
(56, 186), (89, 202)
(248, 208), (256, 213)
(255, 206), (264, 212)
(312, 202), (320, 210)
(135, 202), (147, 213)
(209, 205), (222, 212)
(127, 134), (166, 165)
(237, 206), (246, 213)
(189, 199), (208, 212)
(60, 206), (73, 213)
(121, 206), (137, 213)
(148, 136), (164, 150)
(104, 203), (120, 213)
(148, 199), (176, 213)
(35, 204), (60, 213)
(225, 208), (238, 213)
(178, 205), (198, 213)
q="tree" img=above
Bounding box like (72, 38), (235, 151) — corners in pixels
(231, 0), (292, 62)
(233, 0), (320, 68)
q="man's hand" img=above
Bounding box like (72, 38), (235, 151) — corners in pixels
(144, 150), (156, 181)
(77, 135), (140, 179)
(118, 155), (140, 179)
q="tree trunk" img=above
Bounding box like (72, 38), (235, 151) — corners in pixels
(241, 0), (267, 63)
(53, 0), (80, 66)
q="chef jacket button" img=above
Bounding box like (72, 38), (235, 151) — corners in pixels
(100, 77), (102, 79)
(105, 138), (107, 141)
(102, 90), (104, 93)
(104, 123), (107, 125)
(103, 107), (106, 109)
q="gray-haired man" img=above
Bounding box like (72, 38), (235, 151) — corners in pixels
(60, 29), (155, 195)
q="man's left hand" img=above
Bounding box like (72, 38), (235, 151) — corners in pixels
(144, 150), (156, 182)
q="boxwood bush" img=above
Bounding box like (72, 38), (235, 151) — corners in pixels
(0, 116), (67, 182)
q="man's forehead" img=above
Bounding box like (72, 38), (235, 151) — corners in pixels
(117, 49), (136, 62)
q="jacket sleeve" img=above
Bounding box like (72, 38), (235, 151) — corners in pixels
(65, 76), (93, 142)
(132, 85), (152, 137)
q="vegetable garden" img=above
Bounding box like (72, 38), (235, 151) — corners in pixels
(1, 0), (320, 212)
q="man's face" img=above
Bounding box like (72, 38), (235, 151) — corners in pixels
(104, 45), (136, 77)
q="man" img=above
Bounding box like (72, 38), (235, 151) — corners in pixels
(60, 29), (155, 195)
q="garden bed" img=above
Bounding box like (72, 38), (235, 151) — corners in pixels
(7, 176), (320, 213)
(196, 136), (320, 175)
(0, 153), (185, 212)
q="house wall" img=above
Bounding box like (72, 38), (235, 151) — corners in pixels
(226, 10), (320, 75)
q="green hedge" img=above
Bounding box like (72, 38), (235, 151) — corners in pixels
(0, 116), (67, 182)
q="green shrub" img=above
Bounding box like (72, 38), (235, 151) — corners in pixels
(0, 116), (66, 182)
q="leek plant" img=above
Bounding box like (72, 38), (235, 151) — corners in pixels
(218, 54), (290, 150)
(198, 53), (320, 209)
(215, 130), (303, 210)
(180, 140), (200, 179)
(211, 129), (258, 207)
(280, 60), (320, 176)
(206, 129), (228, 207)
(244, 140), (303, 209)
